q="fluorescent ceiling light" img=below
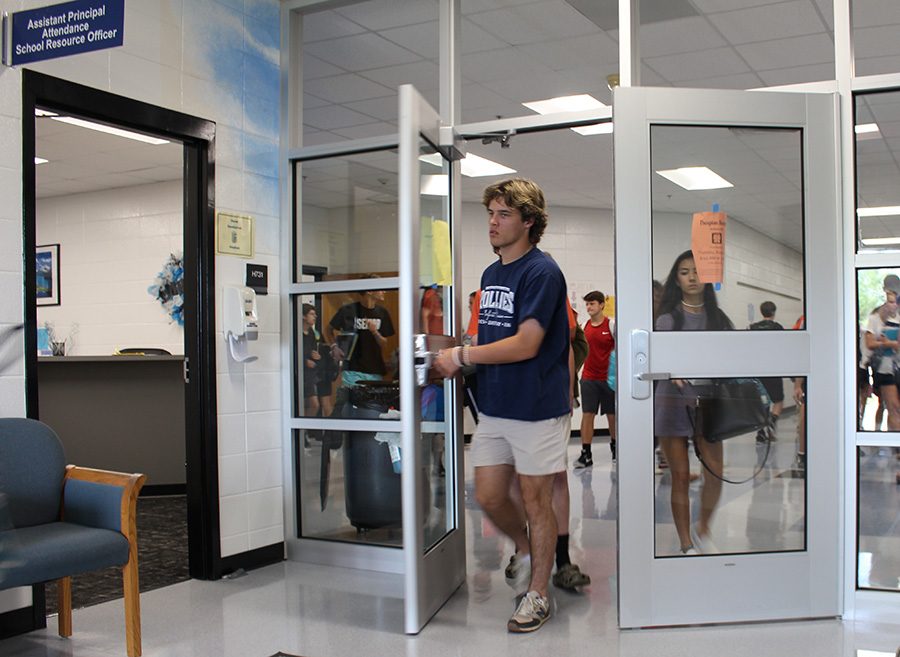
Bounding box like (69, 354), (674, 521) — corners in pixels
(855, 122), (881, 141)
(34, 157), (48, 165)
(656, 166), (733, 191)
(420, 174), (448, 197)
(35, 109), (58, 117)
(49, 115), (170, 145)
(572, 123), (613, 136)
(857, 206), (900, 217)
(861, 237), (900, 246)
(522, 94), (607, 115)
(419, 153), (516, 178)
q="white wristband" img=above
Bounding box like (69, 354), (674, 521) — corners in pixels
(461, 344), (471, 366)
(450, 346), (462, 368)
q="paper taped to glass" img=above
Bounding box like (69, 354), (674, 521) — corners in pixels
(691, 211), (726, 283)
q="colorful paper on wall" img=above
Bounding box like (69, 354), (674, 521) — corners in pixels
(691, 211), (727, 283)
(419, 216), (452, 286)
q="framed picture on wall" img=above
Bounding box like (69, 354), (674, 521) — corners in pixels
(36, 244), (60, 306)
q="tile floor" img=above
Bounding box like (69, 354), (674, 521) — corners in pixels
(3, 438), (899, 657)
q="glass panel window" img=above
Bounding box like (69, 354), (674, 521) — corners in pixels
(294, 150), (399, 283)
(461, 1), (616, 123)
(651, 125), (805, 330)
(853, 0), (900, 78)
(639, 0), (834, 90)
(654, 376), (807, 557)
(300, 0), (439, 146)
(858, 446), (900, 590)
(855, 90), (900, 252)
(857, 268), (900, 431)
(294, 287), (400, 418)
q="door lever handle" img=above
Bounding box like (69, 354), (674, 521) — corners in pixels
(637, 372), (670, 381)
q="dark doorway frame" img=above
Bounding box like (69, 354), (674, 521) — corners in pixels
(21, 71), (221, 581)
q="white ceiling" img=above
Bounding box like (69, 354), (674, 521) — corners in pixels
(35, 113), (182, 199)
(33, 0), (900, 246)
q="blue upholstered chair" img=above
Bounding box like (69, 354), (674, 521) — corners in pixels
(0, 418), (146, 656)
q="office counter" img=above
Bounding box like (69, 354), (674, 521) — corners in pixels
(37, 355), (187, 490)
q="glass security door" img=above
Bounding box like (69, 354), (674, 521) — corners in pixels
(397, 84), (465, 634)
(287, 85), (464, 634)
(614, 86), (841, 626)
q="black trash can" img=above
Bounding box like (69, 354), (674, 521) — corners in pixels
(344, 381), (401, 530)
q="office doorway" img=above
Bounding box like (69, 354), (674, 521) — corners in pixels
(20, 72), (221, 607)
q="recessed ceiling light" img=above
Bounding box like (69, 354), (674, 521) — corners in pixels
(420, 174), (448, 197)
(861, 237), (900, 246)
(419, 153), (516, 178)
(857, 206), (900, 217)
(522, 94), (607, 115)
(855, 123), (879, 134)
(656, 167), (733, 191)
(49, 116), (170, 145)
(34, 157), (48, 165)
(572, 122), (613, 136)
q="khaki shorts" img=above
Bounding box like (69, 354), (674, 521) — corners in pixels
(470, 413), (570, 476)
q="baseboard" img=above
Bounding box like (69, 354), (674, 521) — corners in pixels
(219, 542), (285, 578)
(141, 483), (187, 497)
(0, 585), (46, 640)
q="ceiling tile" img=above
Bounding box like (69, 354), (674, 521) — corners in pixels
(461, 46), (555, 83)
(675, 72), (765, 90)
(644, 47), (750, 83)
(301, 9), (367, 43)
(690, 0), (791, 12)
(757, 62), (835, 86)
(379, 22), (440, 58)
(854, 25), (900, 59)
(358, 60), (441, 91)
(707, 0), (827, 45)
(638, 16), (727, 58)
(474, 0), (600, 46)
(304, 105), (382, 131)
(853, 0), (900, 28)
(857, 54), (900, 77)
(303, 54), (346, 81)
(304, 74), (394, 104)
(736, 32), (834, 70)
(305, 32), (422, 71)
(344, 96), (401, 122)
(514, 32), (619, 71)
(335, 0), (439, 31)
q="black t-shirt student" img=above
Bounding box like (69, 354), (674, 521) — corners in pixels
(329, 301), (395, 375)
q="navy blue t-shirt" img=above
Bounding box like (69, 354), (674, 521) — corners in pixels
(476, 248), (570, 421)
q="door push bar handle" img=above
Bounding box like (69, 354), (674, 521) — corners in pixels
(631, 329), (669, 400)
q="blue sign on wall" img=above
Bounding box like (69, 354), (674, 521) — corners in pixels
(10, 0), (124, 66)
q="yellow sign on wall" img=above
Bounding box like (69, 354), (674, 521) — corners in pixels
(216, 212), (254, 258)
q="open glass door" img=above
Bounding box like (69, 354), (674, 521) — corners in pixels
(397, 84), (466, 634)
(614, 86), (841, 626)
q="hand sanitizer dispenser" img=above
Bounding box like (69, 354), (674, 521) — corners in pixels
(224, 286), (258, 363)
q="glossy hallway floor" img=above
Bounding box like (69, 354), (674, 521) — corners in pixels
(3, 438), (899, 657)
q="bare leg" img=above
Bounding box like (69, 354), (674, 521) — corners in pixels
(606, 413), (617, 444)
(659, 436), (692, 551)
(694, 436), (723, 538)
(883, 385), (900, 432)
(518, 473), (557, 597)
(475, 465), (529, 555)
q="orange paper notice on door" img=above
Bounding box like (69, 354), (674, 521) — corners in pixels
(691, 211), (726, 283)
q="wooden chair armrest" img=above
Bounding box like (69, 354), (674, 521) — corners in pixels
(63, 466), (146, 546)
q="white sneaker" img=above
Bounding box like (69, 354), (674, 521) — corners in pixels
(507, 590), (551, 633)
